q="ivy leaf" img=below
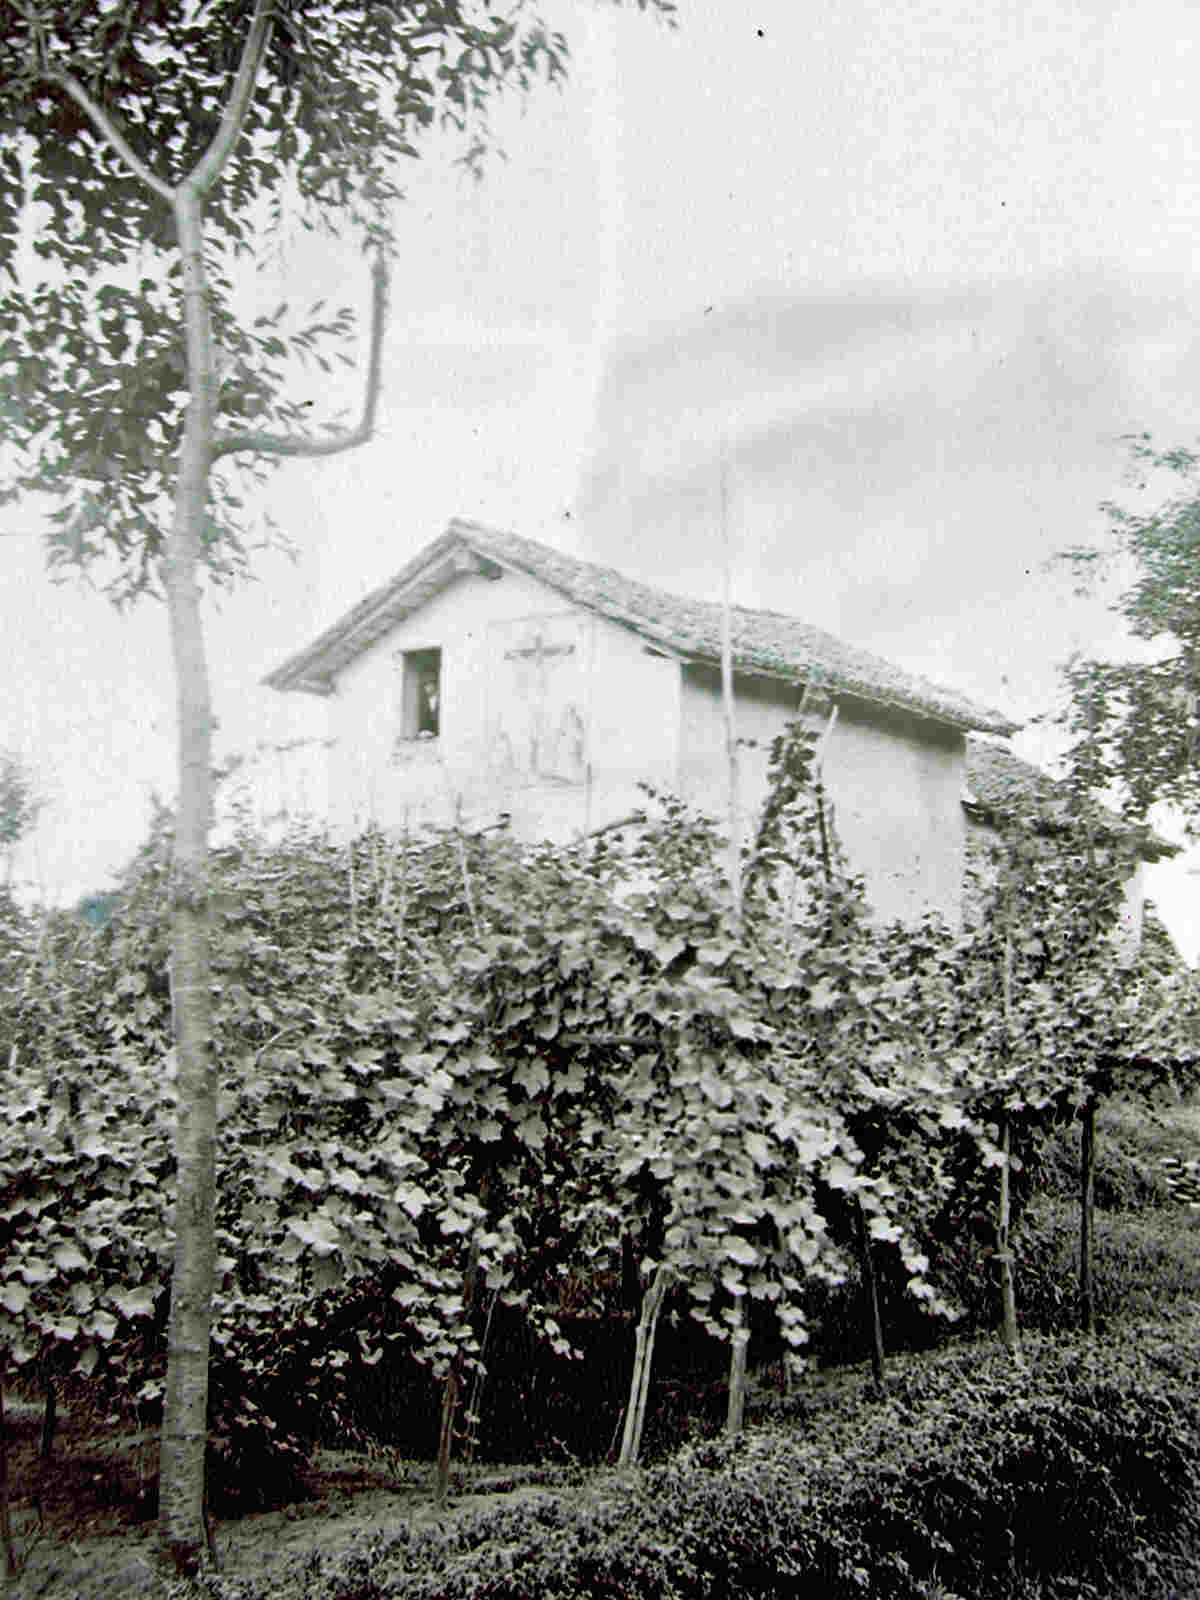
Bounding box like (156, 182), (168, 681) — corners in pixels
(87, 1309), (118, 1341)
(808, 977), (840, 1011)
(0, 1282), (30, 1314)
(696, 941), (734, 967)
(51, 1243), (88, 1273)
(824, 1157), (860, 1192)
(517, 1111), (547, 1152)
(413, 1070), (454, 1111)
(654, 935), (687, 967)
(723, 1236), (759, 1267)
(700, 1071), (732, 1109)
(111, 1285), (158, 1321)
(513, 1059), (549, 1098)
(286, 1214), (341, 1256)
(393, 1183), (428, 1219)
(744, 1131), (773, 1169)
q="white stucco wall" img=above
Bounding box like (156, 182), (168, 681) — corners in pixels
(325, 565), (681, 842)
(679, 664), (967, 927)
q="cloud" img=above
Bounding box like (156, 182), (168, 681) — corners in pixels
(572, 266), (1200, 634)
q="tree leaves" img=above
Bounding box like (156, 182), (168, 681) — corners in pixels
(286, 1214), (341, 1257)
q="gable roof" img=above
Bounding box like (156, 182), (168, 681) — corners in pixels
(963, 737), (1178, 861)
(264, 519), (1018, 736)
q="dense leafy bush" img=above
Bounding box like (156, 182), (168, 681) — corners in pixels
(4, 733), (1199, 1517)
(196, 1315), (1200, 1600)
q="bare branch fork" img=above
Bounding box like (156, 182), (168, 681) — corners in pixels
(26, 0), (276, 206)
(210, 251), (389, 463)
(28, 0), (387, 468)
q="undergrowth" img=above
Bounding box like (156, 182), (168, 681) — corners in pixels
(194, 1312), (1200, 1600)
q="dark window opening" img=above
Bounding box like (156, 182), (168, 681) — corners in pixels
(401, 648), (441, 739)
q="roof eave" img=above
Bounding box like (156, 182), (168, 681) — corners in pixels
(262, 538), (501, 693)
(654, 643), (1018, 736)
(263, 518), (1021, 735)
(962, 796), (1180, 862)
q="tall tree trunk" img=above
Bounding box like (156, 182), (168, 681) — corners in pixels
(618, 1263), (671, 1469)
(158, 188), (220, 1576)
(1079, 1098), (1096, 1334)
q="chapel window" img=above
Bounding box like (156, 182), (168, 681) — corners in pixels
(401, 648), (441, 739)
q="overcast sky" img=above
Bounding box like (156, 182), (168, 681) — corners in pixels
(5, 0), (1200, 955)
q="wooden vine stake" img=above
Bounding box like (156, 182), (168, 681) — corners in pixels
(725, 1301), (749, 1436)
(812, 706), (886, 1390)
(997, 926), (1021, 1358)
(436, 1172), (489, 1506)
(717, 452), (752, 1436)
(718, 454), (743, 927)
(618, 1263), (673, 1469)
(1, 1375), (16, 1579)
(853, 1191), (886, 1391)
(1080, 1097), (1096, 1334)
(1078, 695), (1099, 1336)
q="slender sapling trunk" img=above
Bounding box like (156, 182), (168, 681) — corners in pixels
(158, 183), (222, 1575)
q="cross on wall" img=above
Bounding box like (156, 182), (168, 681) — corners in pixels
(503, 632), (576, 669)
(500, 630), (582, 780)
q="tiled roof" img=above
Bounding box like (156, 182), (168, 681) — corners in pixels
(264, 519), (1019, 735)
(964, 737), (1178, 860)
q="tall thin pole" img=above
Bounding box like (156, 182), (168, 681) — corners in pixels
(719, 454), (742, 923)
(719, 451), (748, 1432)
(998, 928), (1020, 1357)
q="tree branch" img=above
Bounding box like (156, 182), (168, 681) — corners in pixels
(210, 253), (388, 463)
(40, 70), (174, 205)
(34, 0), (272, 206)
(187, 0), (275, 196)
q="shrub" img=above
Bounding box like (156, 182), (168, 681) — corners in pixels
(197, 1314), (1200, 1600)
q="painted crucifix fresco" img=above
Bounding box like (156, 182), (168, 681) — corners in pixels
(486, 615), (589, 786)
